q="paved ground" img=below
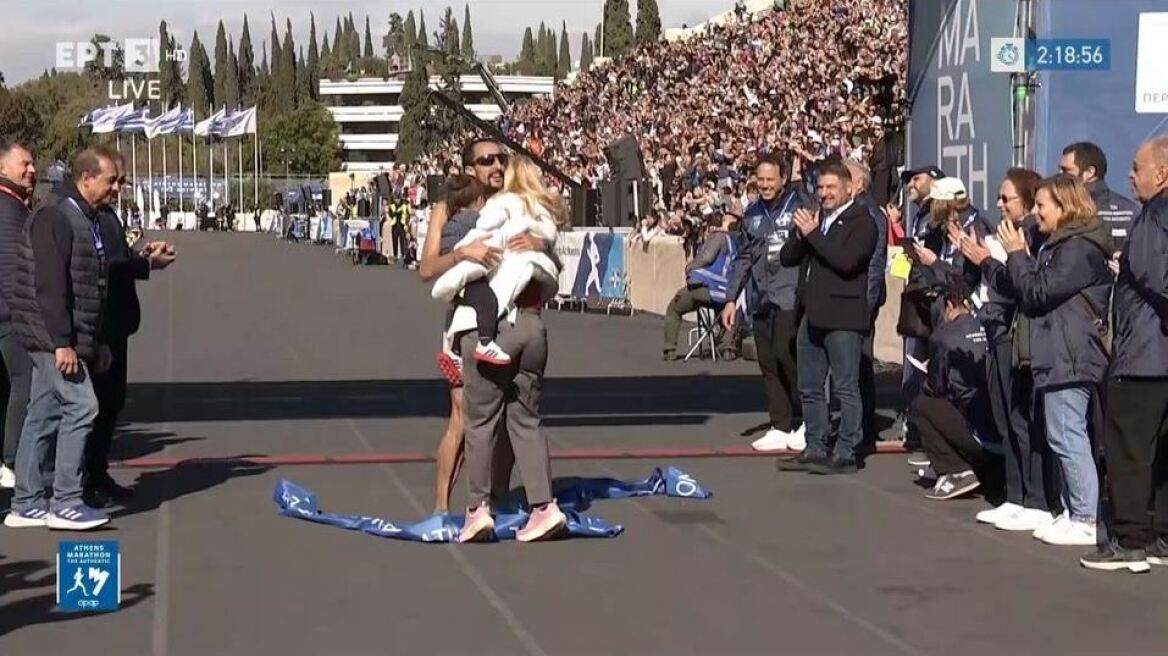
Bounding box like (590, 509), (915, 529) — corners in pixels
(2, 231), (1167, 656)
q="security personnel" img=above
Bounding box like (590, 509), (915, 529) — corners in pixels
(1060, 142), (1140, 250)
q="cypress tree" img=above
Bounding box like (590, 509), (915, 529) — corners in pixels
(238, 16), (256, 105)
(225, 42), (240, 109)
(603, 0), (634, 57)
(558, 21), (571, 77)
(333, 17), (343, 64)
(462, 4), (475, 61)
(187, 31), (214, 113)
(271, 15), (284, 85)
(403, 11), (417, 63)
(307, 13), (320, 98)
(519, 28), (535, 75)
(635, 0), (662, 44)
(417, 11), (429, 48)
(580, 33), (594, 72)
(396, 62), (429, 164)
(281, 18), (297, 105)
(213, 20), (230, 109)
(364, 16), (374, 59)
(297, 47), (312, 104)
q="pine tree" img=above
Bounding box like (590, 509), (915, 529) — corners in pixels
(519, 27), (535, 75)
(603, 0), (634, 57)
(462, 4), (475, 61)
(187, 31), (214, 113)
(238, 15), (255, 106)
(635, 0), (662, 44)
(213, 20), (230, 109)
(363, 16), (374, 59)
(558, 21), (571, 77)
(396, 62), (429, 164)
(225, 42), (240, 109)
(417, 11), (429, 48)
(307, 13), (320, 99)
(580, 33), (594, 72)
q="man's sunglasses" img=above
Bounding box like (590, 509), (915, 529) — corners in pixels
(473, 153), (509, 167)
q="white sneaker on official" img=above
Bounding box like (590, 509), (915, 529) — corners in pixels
(976, 502), (1023, 525)
(995, 507), (1056, 532)
(1041, 518), (1098, 546)
(786, 424), (806, 451)
(1033, 512), (1070, 541)
(0, 464), (14, 489)
(751, 428), (791, 452)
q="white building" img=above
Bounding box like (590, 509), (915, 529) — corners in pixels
(320, 74), (556, 173)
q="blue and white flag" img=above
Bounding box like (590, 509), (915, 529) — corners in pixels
(215, 106), (257, 138)
(193, 108), (226, 137)
(89, 103), (135, 134)
(175, 108), (195, 134)
(144, 105), (184, 139)
(113, 107), (151, 134)
(274, 467), (712, 543)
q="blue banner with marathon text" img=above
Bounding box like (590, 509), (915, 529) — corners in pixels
(274, 466), (711, 543)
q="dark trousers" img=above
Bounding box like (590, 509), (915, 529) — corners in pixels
(85, 334), (129, 485)
(663, 286), (734, 354)
(1103, 378), (1168, 549)
(911, 395), (1004, 496)
(462, 280), (500, 344)
(753, 308), (800, 431)
(860, 326), (877, 446)
(391, 224), (408, 260)
(0, 327), (33, 468)
(1003, 365), (1061, 511)
(798, 320), (862, 459)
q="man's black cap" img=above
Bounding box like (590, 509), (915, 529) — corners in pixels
(900, 165), (945, 181)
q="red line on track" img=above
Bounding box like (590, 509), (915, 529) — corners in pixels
(111, 442), (910, 469)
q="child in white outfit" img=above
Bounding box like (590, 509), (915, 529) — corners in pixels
(432, 157), (567, 366)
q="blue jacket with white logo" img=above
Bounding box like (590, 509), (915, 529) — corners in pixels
(1111, 189), (1168, 379)
(856, 193), (888, 317)
(1087, 179), (1140, 251)
(725, 186), (817, 315)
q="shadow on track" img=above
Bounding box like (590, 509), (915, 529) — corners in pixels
(112, 458), (273, 519)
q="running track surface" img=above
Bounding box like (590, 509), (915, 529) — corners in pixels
(2, 231), (1166, 656)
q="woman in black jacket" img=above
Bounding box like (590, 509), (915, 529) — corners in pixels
(991, 175), (1112, 547)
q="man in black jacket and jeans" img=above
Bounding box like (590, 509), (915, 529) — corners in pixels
(0, 139), (36, 490)
(777, 160), (878, 475)
(84, 153), (176, 507)
(4, 146), (118, 531)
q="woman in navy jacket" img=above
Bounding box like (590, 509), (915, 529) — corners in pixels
(992, 175), (1113, 547)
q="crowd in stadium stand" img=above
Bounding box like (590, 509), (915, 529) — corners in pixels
(401, 0), (907, 237)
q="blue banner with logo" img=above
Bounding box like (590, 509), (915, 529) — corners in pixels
(1034, 0), (1168, 177)
(57, 541), (120, 612)
(572, 232), (627, 301)
(908, 0), (1016, 212)
(274, 467), (711, 543)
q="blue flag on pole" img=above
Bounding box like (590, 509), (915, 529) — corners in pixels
(274, 467), (712, 543)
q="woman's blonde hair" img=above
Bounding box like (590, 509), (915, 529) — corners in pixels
(1037, 175), (1099, 231)
(930, 196), (971, 227)
(503, 155), (569, 228)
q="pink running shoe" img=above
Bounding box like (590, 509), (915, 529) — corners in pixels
(474, 340), (512, 366)
(437, 351), (464, 388)
(458, 503), (495, 543)
(516, 501), (567, 543)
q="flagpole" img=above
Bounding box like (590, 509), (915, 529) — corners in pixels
(115, 132), (123, 216)
(224, 138), (231, 209)
(147, 132), (154, 223)
(178, 129), (184, 230)
(162, 132), (168, 213)
(237, 136), (244, 229)
(253, 132), (259, 220)
(131, 134), (138, 222)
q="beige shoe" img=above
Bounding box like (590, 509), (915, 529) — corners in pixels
(458, 503), (496, 543)
(516, 501), (567, 543)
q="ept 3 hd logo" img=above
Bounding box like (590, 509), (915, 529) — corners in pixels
(56, 38), (182, 73)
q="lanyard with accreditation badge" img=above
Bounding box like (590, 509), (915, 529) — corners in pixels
(65, 197), (109, 294)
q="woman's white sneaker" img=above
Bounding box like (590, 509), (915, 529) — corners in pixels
(976, 502), (1023, 525)
(786, 424), (807, 451)
(1033, 512), (1070, 541)
(994, 508), (1056, 532)
(1041, 519), (1097, 547)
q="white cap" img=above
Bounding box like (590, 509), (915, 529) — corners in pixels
(929, 177), (968, 201)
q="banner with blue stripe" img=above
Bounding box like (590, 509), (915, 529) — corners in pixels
(274, 467), (712, 543)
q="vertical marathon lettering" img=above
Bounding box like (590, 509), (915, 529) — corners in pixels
(936, 0), (989, 209)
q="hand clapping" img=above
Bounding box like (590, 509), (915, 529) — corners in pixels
(950, 224), (991, 266)
(792, 207), (819, 237)
(997, 218), (1028, 254)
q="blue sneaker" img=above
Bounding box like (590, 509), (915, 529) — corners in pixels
(4, 507), (50, 528)
(46, 504), (110, 531)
